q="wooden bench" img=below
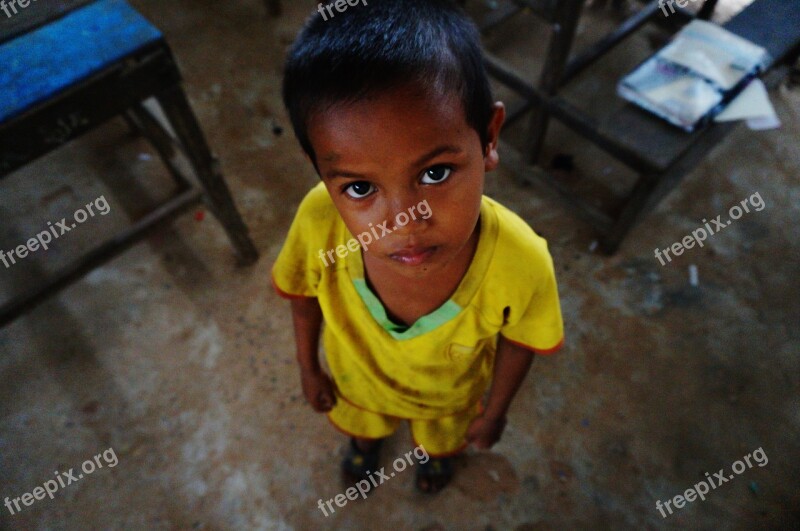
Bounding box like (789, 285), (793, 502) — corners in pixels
(480, 0), (800, 252)
(0, 0), (259, 327)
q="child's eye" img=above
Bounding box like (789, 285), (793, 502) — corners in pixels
(344, 181), (375, 199)
(420, 165), (452, 184)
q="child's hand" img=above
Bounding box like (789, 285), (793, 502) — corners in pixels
(300, 368), (337, 413)
(466, 414), (507, 450)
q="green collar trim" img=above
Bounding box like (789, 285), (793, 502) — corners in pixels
(352, 278), (462, 340)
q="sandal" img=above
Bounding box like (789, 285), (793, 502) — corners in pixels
(416, 456), (453, 493)
(342, 438), (383, 482)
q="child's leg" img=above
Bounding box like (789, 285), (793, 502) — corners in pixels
(327, 393), (400, 480)
(353, 437), (380, 452)
(409, 402), (482, 492)
(409, 402), (481, 457)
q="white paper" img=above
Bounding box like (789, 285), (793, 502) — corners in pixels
(746, 114), (781, 130)
(619, 19), (771, 131)
(660, 20), (770, 90)
(715, 79), (780, 130)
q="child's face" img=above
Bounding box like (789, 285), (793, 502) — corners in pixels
(308, 85), (505, 279)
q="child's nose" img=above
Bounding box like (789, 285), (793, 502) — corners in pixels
(387, 206), (429, 236)
(382, 190), (430, 231)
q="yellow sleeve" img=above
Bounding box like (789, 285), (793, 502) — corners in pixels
(496, 220), (564, 354)
(500, 250), (564, 354)
(271, 183), (333, 298)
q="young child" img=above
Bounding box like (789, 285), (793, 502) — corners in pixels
(272, 0), (564, 493)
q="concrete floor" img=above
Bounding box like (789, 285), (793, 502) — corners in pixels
(1, 1), (798, 529)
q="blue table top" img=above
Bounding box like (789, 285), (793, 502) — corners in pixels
(0, 0), (163, 123)
(725, 0), (800, 69)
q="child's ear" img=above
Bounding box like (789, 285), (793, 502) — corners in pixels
(483, 102), (506, 172)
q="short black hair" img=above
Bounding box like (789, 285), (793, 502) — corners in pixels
(282, 0), (494, 166)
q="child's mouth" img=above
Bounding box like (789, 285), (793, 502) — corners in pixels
(388, 246), (437, 266)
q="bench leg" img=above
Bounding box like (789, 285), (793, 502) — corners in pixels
(524, 0), (583, 165)
(265, 0), (281, 17)
(123, 111), (143, 137)
(599, 172), (661, 254)
(155, 84), (259, 265)
(127, 105), (191, 191)
(697, 0), (719, 20)
(600, 120), (738, 253)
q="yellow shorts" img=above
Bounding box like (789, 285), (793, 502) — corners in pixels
(327, 391), (482, 457)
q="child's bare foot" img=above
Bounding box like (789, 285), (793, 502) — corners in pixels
(342, 437), (383, 482)
(416, 457), (453, 493)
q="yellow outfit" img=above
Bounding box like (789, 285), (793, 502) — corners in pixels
(272, 183), (564, 455)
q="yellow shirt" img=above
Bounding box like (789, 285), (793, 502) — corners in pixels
(272, 183), (564, 420)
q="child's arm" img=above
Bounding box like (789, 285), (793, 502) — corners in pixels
(466, 335), (535, 449)
(291, 297), (337, 412)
